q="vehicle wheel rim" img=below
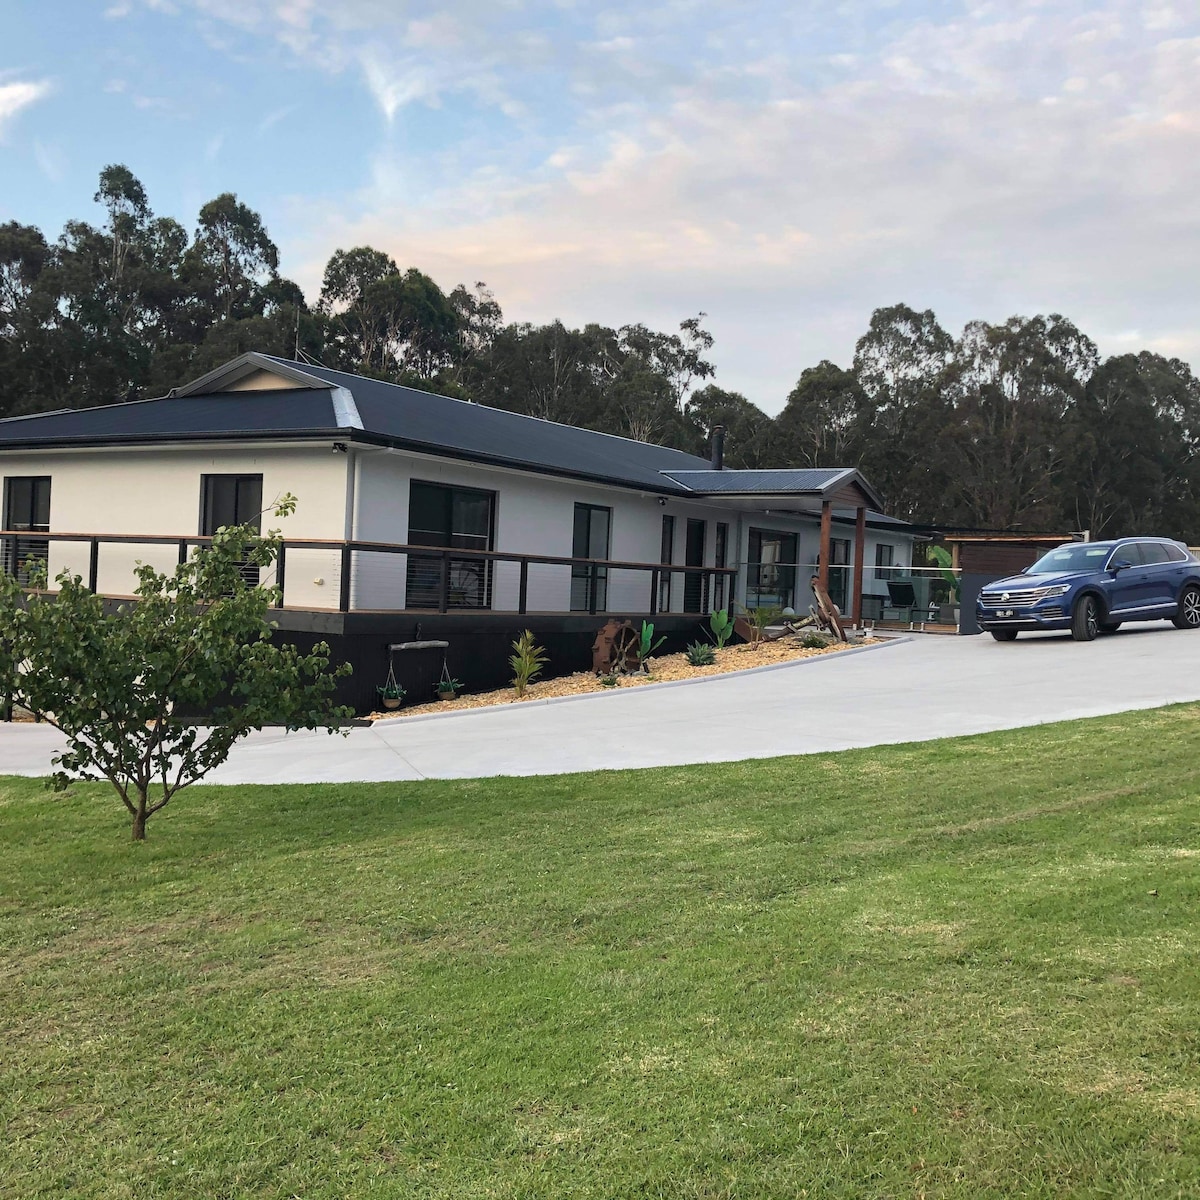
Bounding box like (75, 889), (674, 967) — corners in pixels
(1185, 591), (1200, 626)
(1086, 603), (1098, 638)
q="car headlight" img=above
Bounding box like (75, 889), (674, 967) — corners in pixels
(1040, 585), (1071, 598)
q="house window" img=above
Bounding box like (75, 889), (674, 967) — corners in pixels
(406, 480), (495, 609)
(875, 543), (896, 581)
(571, 503), (611, 612)
(828, 537), (851, 612)
(659, 514), (675, 611)
(3, 476), (51, 585)
(748, 528), (797, 610)
(714, 522), (729, 611)
(200, 474), (263, 535)
(200, 474), (264, 585)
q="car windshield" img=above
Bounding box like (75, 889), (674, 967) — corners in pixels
(1027, 544), (1113, 575)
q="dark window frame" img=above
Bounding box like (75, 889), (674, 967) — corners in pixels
(684, 518), (708, 613)
(659, 514), (676, 611)
(405, 479), (497, 610)
(2, 476), (51, 586)
(714, 521), (729, 611)
(571, 502), (612, 613)
(199, 473), (264, 536)
(747, 527), (798, 611)
(3, 475), (51, 532)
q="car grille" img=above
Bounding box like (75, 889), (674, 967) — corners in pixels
(1038, 606), (1064, 619)
(979, 585), (1063, 606)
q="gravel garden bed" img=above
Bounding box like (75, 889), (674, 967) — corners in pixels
(370, 634), (881, 721)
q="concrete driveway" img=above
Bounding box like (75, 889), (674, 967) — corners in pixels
(2, 624), (1199, 783)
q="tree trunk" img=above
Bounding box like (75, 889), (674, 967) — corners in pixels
(132, 793), (148, 841)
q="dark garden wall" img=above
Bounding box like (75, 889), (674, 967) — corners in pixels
(272, 611), (712, 714)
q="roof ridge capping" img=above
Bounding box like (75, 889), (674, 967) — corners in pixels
(330, 386), (363, 430)
(172, 351), (333, 398)
(659, 466), (882, 511)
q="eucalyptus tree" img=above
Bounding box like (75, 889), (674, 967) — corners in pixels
(851, 303), (956, 521)
(774, 360), (864, 470)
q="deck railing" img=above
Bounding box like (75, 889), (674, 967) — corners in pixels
(738, 561), (964, 625)
(0, 530), (738, 618)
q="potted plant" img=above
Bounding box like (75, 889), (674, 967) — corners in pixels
(436, 675), (462, 702)
(377, 663), (405, 710)
(928, 546), (962, 624)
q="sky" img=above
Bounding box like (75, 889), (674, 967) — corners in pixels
(2, 1), (1199, 413)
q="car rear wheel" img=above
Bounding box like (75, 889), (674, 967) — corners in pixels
(1099, 621), (1121, 634)
(1071, 595), (1100, 642)
(990, 629), (1018, 642)
(1173, 584), (1200, 629)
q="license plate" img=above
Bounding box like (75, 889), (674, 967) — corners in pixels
(998, 609), (1014, 618)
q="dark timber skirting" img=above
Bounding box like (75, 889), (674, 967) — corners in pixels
(269, 610), (715, 714)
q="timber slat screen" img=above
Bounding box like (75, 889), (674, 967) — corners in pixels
(0, 531), (737, 617)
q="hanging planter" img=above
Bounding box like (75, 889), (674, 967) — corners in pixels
(436, 659), (462, 702)
(376, 661), (405, 710)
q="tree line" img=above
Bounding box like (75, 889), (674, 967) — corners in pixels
(3, 165), (1198, 540)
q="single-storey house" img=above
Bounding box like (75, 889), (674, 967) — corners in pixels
(0, 352), (915, 708)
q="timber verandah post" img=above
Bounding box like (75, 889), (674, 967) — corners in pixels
(818, 500), (833, 597)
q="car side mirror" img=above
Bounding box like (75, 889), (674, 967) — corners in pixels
(1110, 558), (1133, 573)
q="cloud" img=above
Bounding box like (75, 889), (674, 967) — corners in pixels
(0, 79), (51, 137)
(257, 105), (295, 134)
(154, 2), (1200, 404)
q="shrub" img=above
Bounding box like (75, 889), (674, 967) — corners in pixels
(686, 641), (717, 666)
(634, 620), (667, 671)
(708, 608), (735, 649)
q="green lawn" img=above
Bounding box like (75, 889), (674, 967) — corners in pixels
(2, 708), (1199, 1198)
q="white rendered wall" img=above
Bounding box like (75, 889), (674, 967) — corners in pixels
(349, 448), (915, 616)
(0, 439), (916, 617)
(0, 444), (348, 608)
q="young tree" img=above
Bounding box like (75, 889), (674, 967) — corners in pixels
(0, 498), (351, 840)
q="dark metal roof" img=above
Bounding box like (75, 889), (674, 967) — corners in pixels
(0, 388), (341, 446)
(661, 466), (884, 511)
(0, 353), (897, 516)
(257, 356), (713, 493)
(661, 468), (853, 493)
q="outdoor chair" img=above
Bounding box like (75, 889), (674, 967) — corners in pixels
(881, 581), (917, 623)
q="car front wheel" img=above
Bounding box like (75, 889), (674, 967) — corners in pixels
(1173, 584), (1200, 630)
(1071, 594), (1100, 642)
(990, 629), (1018, 642)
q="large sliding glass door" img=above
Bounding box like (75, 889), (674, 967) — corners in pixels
(406, 481), (495, 609)
(747, 528), (797, 610)
(683, 518), (707, 612)
(571, 503), (611, 612)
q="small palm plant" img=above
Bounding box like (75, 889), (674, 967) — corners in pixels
(510, 630), (548, 697)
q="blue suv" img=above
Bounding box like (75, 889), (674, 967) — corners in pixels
(977, 538), (1200, 642)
